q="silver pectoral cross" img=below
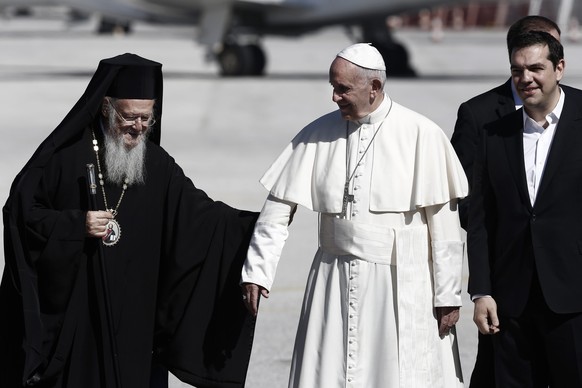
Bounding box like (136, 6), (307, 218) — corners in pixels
(340, 182), (354, 218)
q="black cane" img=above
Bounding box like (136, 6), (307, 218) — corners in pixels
(87, 164), (123, 388)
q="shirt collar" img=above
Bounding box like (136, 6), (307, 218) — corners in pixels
(354, 93), (392, 126)
(522, 87), (564, 133)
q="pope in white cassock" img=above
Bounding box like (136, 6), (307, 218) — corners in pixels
(241, 43), (467, 388)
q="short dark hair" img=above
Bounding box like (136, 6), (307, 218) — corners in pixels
(506, 15), (560, 53)
(509, 30), (564, 69)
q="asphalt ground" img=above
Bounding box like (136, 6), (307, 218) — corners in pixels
(2, 16), (582, 387)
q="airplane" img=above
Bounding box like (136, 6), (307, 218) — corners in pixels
(1, 0), (577, 77)
(80, 0), (501, 77)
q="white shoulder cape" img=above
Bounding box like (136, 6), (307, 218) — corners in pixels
(260, 97), (468, 213)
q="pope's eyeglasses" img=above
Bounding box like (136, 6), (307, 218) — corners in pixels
(110, 103), (156, 128)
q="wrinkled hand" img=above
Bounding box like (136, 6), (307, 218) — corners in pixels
(86, 210), (113, 238)
(241, 282), (269, 317)
(437, 306), (460, 337)
(473, 297), (500, 335)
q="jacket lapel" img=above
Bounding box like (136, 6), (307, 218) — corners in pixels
(535, 92), (582, 203)
(495, 79), (517, 119)
(501, 109), (532, 210)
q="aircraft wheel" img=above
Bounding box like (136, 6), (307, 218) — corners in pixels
(219, 44), (251, 76)
(13, 7), (32, 17)
(219, 44), (266, 76)
(98, 18), (117, 34)
(246, 44), (266, 76)
(98, 18), (131, 35)
(376, 41), (416, 77)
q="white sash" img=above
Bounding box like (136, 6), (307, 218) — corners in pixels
(319, 215), (396, 265)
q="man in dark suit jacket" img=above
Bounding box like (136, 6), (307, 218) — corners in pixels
(468, 30), (582, 387)
(451, 15), (561, 388)
(452, 80), (515, 229)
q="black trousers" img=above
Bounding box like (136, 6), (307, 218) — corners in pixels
(150, 362), (169, 388)
(493, 275), (582, 388)
(469, 332), (495, 388)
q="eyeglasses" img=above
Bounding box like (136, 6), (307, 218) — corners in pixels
(110, 103), (156, 128)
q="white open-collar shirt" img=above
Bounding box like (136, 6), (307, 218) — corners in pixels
(520, 86), (564, 205)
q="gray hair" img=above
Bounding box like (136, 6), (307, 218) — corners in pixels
(357, 67), (386, 89)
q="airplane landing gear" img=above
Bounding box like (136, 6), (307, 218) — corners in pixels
(97, 17), (131, 35)
(360, 23), (417, 78)
(218, 43), (266, 76)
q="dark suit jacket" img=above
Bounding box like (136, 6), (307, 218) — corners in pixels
(467, 85), (582, 317)
(451, 79), (515, 229)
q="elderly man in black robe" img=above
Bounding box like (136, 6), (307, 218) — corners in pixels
(0, 53), (257, 388)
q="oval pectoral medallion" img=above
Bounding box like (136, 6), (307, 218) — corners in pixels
(102, 219), (121, 247)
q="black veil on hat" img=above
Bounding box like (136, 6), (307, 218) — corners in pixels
(0, 53), (163, 384)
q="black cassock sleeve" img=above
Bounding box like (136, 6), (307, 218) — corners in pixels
(154, 165), (259, 388)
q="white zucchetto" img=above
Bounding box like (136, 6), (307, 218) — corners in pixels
(336, 43), (386, 71)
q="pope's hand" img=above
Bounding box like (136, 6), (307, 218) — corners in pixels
(241, 282), (269, 317)
(436, 306), (460, 337)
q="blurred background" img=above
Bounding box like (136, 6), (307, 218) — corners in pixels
(1, 0), (582, 77)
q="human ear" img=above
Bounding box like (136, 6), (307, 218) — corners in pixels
(371, 79), (383, 93)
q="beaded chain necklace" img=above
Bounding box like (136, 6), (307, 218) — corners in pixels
(91, 130), (128, 246)
(340, 99), (393, 218)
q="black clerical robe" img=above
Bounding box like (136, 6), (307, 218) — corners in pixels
(0, 127), (257, 388)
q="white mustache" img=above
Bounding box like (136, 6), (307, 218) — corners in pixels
(104, 129), (147, 186)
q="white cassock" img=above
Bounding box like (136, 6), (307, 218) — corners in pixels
(242, 95), (468, 388)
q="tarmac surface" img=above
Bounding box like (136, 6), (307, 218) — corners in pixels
(2, 16), (582, 387)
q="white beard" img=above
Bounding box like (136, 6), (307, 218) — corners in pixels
(103, 128), (147, 186)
